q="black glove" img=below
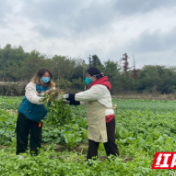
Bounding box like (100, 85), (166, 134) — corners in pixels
(65, 94), (80, 105)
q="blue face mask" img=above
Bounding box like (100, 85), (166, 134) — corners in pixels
(85, 77), (93, 85)
(41, 77), (50, 83)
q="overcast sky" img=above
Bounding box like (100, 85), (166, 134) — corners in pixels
(0, 0), (176, 68)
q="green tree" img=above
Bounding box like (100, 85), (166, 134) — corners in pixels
(138, 65), (176, 93)
(103, 60), (121, 94)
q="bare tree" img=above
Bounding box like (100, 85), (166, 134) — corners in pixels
(121, 53), (130, 75)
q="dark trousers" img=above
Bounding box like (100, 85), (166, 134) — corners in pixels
(16, 113), (42, 155)
(87, 118), (119, 159)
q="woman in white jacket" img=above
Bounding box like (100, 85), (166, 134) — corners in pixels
(65, 67), (119, 160)
(17, 68), (55, 156)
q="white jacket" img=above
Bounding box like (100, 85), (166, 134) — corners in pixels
(25, 82), (55, 105)
(75, 84), (114, 116)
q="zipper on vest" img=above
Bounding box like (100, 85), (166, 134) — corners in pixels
(24, 103), (31, 115)
(38, 106), (44, 127)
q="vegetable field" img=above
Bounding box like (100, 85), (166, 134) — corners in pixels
(0, 96), (176, 175)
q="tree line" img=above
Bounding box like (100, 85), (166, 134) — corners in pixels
(1, 44), (176, 95)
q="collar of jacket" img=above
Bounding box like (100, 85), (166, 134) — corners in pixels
(36, 83), (50, 93)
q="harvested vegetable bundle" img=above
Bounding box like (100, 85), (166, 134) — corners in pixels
(42, 89), (72, 126)
(43, 88), (64, 101)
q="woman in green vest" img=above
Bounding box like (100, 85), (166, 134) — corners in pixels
(17, 68), (55, 158)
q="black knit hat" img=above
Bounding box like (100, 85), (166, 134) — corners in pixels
(86, 67), (104, 79)
(86, 67), (100, 76)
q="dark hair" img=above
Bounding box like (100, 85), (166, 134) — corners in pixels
(31, 68), (55, 87)
(86, 67), (103, 79)
(36, 68), (53, 79)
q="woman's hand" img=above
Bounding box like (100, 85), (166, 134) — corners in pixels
(44, 88), (64, 99)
